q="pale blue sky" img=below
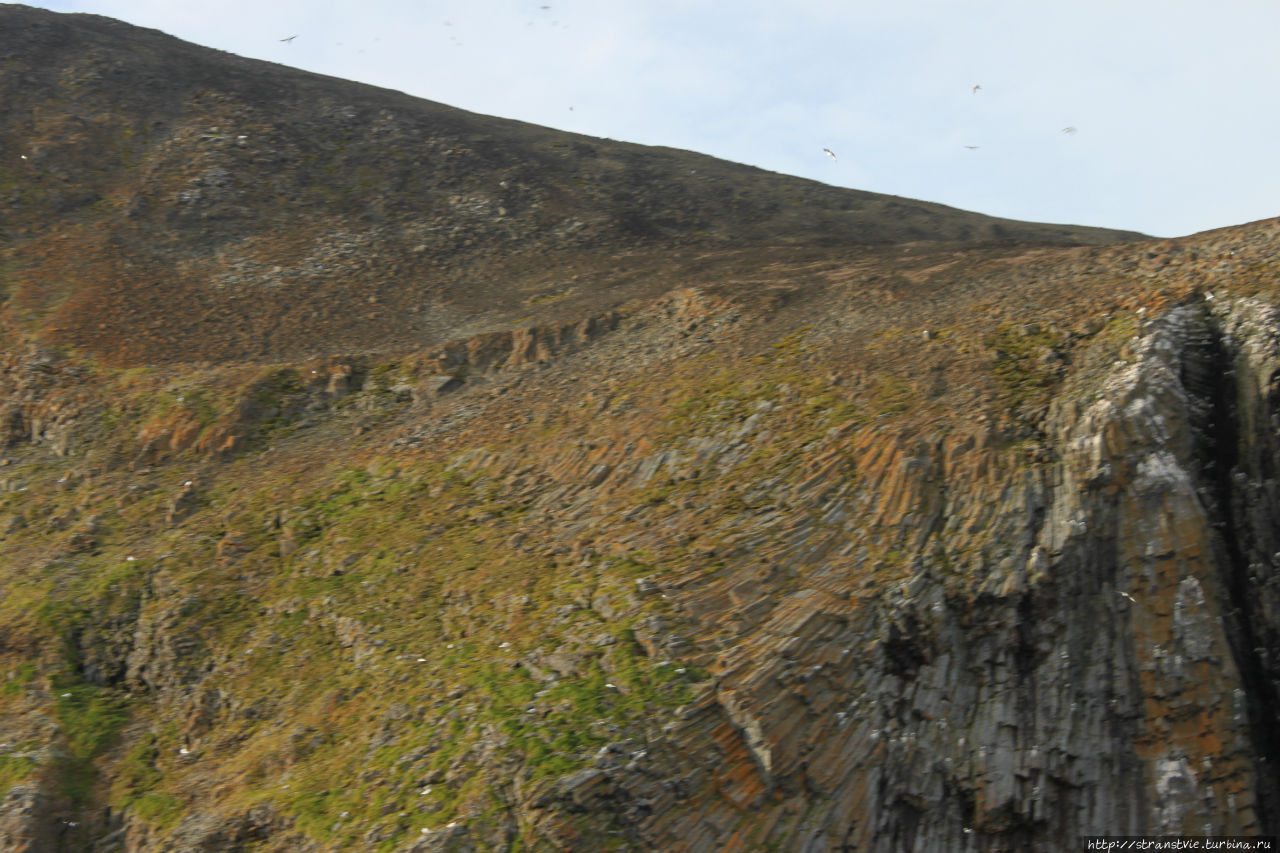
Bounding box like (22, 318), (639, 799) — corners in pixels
(16, 0), (1280, 237)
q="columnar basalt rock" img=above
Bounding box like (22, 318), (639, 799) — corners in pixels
(500, 299), (1280, 851)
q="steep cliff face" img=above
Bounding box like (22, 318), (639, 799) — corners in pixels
(624, 297), (1280, 850)
(1, 6), (1279, 853)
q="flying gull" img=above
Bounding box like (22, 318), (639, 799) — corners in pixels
(823, 148), (837, 161)
(280, 35), (297, 43)
(972, 84), (981, 94)
(1062, 126), (1077, 134)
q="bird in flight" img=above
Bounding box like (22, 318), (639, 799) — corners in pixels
(963, 145), (979, 150)
(1117, 590), (1137, 604)
(280, 35), (297, 43)
(823, 148), (837, 161)
(1062, 126), (1077, 134)
(972, 84), (981, 94)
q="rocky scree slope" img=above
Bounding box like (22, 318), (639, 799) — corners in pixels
(1, 6), (1279, 853)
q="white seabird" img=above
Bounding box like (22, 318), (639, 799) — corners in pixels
(822, 148), (837, 161)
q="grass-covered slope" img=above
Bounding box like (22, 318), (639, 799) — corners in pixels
(0, 5), (1144, 369)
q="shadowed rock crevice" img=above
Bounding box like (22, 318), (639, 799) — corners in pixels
(1181, 304), (1280, 833)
